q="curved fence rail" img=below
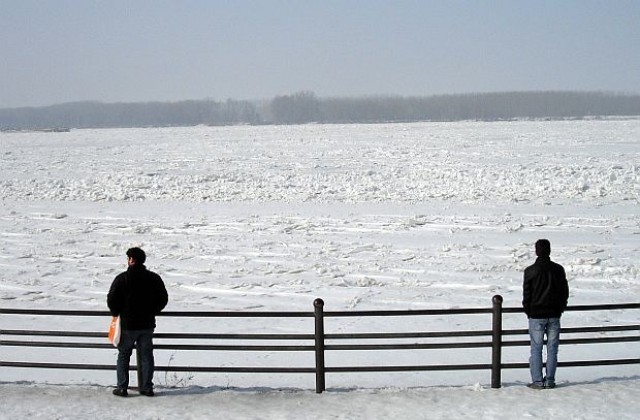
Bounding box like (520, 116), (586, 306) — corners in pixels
(1, 296), (639, 393)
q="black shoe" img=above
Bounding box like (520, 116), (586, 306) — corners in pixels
(112, 388), (128, 397)
(140, 389), (155, 397)
(527, 382), (544, 390)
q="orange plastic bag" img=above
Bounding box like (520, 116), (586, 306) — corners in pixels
(108, 316), (121, 347)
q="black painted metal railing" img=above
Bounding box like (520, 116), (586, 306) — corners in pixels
(1, 296), (639, 393)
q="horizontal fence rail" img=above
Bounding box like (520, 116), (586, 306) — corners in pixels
(1, 296), (639, 393)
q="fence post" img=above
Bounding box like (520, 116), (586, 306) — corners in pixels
(491, 294), (503, 388)
(314, 298), (326, 394)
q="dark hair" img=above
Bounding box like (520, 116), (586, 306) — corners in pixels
(126, 247), (146, 264)
(535, 239), (551, 257)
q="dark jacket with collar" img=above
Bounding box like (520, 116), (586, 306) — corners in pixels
(107, 264), (168, 330)
(523, 256), (569, 319)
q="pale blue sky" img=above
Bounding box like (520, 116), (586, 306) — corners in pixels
(1, 0), (639, 108)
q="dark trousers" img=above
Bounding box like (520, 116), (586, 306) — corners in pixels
(116, 328), (155, 392)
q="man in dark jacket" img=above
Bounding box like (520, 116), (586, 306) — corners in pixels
(522, 239), (569, 389)
(107, 247), (168, 397)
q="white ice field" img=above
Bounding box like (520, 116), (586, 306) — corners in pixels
(1, 120), (639, 393)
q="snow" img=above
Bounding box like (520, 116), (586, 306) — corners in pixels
(1, 120), (639, 418)
(3, 378), (640, 419)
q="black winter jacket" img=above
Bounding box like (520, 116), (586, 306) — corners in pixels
(107, 264), (168, 330)
(523, 257), (569, 319)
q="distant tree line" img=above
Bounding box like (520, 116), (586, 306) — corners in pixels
(0, 99), (260, 130)
(2, 91), (640, 130)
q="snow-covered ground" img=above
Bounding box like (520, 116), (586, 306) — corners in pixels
(2, 378), (640, 420)
(1, 120), (639, 418)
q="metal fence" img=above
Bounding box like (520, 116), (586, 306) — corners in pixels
(1, 295), (639, 393)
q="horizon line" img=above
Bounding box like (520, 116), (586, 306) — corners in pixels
(3, 89), (640, 111)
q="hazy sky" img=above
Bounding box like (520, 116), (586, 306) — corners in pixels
(2, 0), (639, 108)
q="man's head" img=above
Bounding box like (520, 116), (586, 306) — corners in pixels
(535, 239), (551, 257)
(126, 247), (146, 266)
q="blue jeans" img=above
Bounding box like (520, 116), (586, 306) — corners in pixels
(116, 328), (155, 392)
(528, 318), (561, 385)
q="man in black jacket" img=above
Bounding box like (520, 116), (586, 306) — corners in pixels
(522, 239), (569, 389)
(107, 247), (168, 397)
